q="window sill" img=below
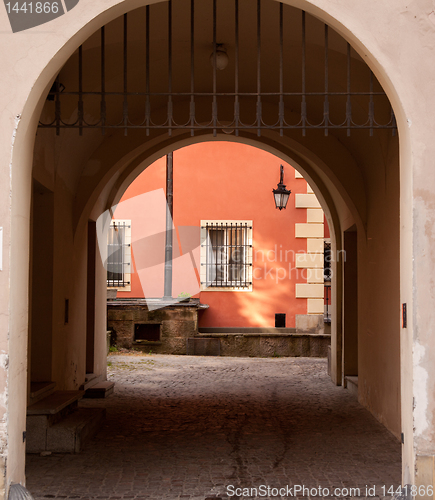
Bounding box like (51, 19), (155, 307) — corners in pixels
(107, 286), (131, 292)
(200, 285), (252, 292)
(133, 341), (162, 346)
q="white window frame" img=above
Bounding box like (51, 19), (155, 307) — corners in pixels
(200, 220), (253, 292)
(106, 219), (132, 292)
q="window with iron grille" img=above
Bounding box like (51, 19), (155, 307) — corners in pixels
(200, 221), (253, 290)
(107, 220), (131, 289)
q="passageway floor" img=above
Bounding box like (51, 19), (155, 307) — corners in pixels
(26, 355), (401, 500)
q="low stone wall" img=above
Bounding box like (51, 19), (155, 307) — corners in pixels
(107, 299), (205, 355)
(196, 332), (330, 357)
(107, 301), (330, 357)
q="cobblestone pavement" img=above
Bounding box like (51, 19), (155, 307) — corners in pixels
(26, 355), (401, 500)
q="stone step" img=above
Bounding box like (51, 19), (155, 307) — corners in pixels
(345, 376), (358, 398)
(85, 373), (97, 382)
(79, 373), (103, 391)
(84, 381), (115, 399)
(27, 407), (106, 453)
(27, 390), (84, 416)
(29, 381), (56, 406)
(26, 390), (87, 452)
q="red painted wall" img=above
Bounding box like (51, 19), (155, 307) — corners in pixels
(114, 141), (310, 328)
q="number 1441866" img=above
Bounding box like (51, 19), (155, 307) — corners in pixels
(5, 2), (60, 14)
(382, 485), (434, 497)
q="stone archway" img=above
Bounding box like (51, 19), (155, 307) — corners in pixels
(1, 0), (423, 495)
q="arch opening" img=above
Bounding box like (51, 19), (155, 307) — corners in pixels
(26, 138), (402, 497)
(4, 0), (406, 493)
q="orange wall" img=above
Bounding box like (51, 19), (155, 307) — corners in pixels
(114, 141), (309, 328)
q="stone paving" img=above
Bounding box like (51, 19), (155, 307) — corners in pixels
(26, 355), (401, 500)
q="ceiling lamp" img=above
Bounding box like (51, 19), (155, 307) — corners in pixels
(210, 44), (229, 71)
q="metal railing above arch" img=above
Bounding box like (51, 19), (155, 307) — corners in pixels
(39, 0), (397, 138)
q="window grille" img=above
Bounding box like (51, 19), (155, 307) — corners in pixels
(107, 221), (131, 288)
(324, 241), (331, 282)
(324, 283), (331, 324)
(201, 222), (252, 288)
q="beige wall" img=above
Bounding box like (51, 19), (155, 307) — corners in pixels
(358, 134), (401, 437)
(1, 0), (434, 494)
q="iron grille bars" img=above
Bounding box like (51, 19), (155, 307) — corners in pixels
(190, 0), (195, 136)
(201, 222), (252, 288)
(234, 0), (239, 137)
(279, 2), (284, 137)
(256, 0), (261, 138)
(41, 1), (397, 136)
(101, 25), (106, 135)
(123, 13), (128, 137)
(146, 5), (150, 136)
(168, 0), (173, 137)
(324, 283), (331, 323)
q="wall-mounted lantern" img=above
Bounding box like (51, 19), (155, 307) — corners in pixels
(272, 165), (291, 210)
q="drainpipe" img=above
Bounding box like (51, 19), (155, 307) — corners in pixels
(164, 152), (173, 299)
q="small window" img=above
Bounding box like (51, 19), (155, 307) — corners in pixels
(200, 221), (253, 290)
(275, 313), (286, 328)
(134, 324), (161, 343)
(107, 220), (131, 289)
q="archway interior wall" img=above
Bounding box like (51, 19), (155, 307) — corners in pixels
(356, 133), (401, 437)
(7, 122), (35, 489)
(30, 130), (111, 392)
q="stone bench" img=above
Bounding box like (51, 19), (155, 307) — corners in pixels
(27, 390), (84, 416)
(29, 381), (56, 406)
(26, 390), (105, 453)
